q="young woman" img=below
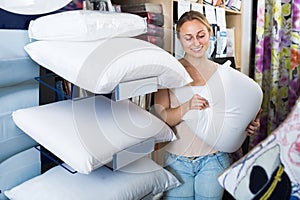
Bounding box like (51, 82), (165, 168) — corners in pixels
(154, 10), (261, 200)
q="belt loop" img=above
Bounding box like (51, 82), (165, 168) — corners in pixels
(187, 156), (199, 161)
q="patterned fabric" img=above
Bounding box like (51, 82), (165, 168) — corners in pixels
(252, 0), (300, 148)
(218, 98), (300, 200)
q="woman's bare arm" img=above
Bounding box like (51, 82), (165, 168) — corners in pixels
(154, 89), (209, 127)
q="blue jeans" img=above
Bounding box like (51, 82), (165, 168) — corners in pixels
(163, 152), (230, 200)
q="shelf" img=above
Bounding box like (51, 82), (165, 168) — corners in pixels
(107, 138), (155, 171)
(225, 7), (242, 15)
(113, 77), (158, 101)
(111, 0), (243, 70)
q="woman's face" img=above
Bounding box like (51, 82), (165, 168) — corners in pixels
(178, 19), (210, 59)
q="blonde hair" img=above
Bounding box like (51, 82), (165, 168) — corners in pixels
(176, 10), (212, 39)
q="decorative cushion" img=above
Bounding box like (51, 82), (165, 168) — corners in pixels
(12, 95), (176, 174)
(172, 61), (263, 153)
(24, 37), (193, 94)
(218, 98), (300, 199)
(4, 157), (181, 200)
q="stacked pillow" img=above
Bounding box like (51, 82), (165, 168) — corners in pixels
(5, 157), (181, 200)
(12, 95), (177, 174)
(3, 9), (185, 200)
(25, 10), (192, 94)
(28, 10), (148, 41)
(20, 9), (191, 174)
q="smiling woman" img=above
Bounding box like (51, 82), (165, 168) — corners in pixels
(0, 0), (72, 15)
(154, 10), (262, 200)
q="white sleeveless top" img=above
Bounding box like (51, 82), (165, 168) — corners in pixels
(166, 61), (263, 154)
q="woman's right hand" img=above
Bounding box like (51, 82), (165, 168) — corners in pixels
(188, 94), (209, 110)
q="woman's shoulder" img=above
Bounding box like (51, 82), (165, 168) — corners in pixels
(178, 58), (189, 67)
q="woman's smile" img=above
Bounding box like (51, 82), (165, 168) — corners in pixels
(191, 45), (203, 53)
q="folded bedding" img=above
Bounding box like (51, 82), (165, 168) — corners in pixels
(4, 157), (181, 200)
(0, 82), (38, 114)
(0, 29), (39, 88)
(0, 135), (37, 164)
(0, 83), (39, 140)
(0, 59), (39, 88)
(0, 148), (41, 200)
(0, 82), (39, 163)
(0, 29), (30, 60)
(12, 95), (176, 174)
(0, 29), (41, 198)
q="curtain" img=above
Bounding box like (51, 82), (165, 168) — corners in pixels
(251, 0), (300, 148)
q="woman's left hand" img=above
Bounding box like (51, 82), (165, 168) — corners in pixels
(246, 109), (262, 136)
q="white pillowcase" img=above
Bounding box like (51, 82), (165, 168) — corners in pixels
(12, 95), (176, 174)
(172, 61), (263, 153)
(4, 157), (181, 200)
(24, 38), (193, 94)
(28, 10), (147, 41)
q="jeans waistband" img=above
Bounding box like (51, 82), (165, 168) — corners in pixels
(187, 151), (219, 160)
(167, 151), (220, 162)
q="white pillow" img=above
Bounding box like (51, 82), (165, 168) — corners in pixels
(24, 38), (193, 94)
(12, 95), (176, 174)
(28, 10), (147, 41)
(172, 61), (263, 153)
(4, 157), (181, 200)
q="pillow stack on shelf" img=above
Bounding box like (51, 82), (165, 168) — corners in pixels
(20, 9), (193, 172)
(25, 10), (192, 94)
(0, 29), (41, 200)
(4, 9), (190, 199)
